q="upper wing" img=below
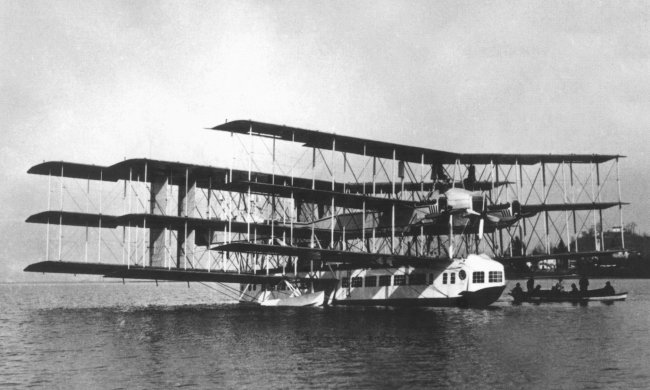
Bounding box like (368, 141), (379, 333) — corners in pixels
(212, 120), (622, 165)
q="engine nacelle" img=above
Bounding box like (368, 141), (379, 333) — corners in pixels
(437, 196), (448, 211)
(510, 200), (522, 216)
(445, 188), (486, 213)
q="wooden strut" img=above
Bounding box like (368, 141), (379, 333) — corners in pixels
(46, 168), (51, 261)
(616, 158), (625, 248)
(98, 169), (103, 263)
(30, 125), (629, 278)
(58, 164), (63, 261)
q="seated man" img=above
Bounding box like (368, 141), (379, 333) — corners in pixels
(603, 281), (615, 295)
(511, 282), (524, 296)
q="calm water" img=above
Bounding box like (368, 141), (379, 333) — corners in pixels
(1, 280), (650, 389)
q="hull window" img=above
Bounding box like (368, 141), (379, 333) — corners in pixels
(394, 275), (406, 286)
(379, 275), (391, 287)
(442, 273), (448, 284)
(365, 276), (377, 287)
(450, 273), (456, 284)
(472, 272), (485, 284)
(342, 278), (350, 288)
(428, 273), (434, 285)
(351, 277), (363, 288)
(488, 271), (503, 283)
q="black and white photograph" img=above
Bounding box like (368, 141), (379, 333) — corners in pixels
(2, 1), (650, 388)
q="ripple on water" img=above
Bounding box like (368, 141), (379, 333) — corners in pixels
(1, 280), (649, 389)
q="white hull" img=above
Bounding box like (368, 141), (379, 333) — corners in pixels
(259, 291), (325, 307)
(240, 254), (507, 307)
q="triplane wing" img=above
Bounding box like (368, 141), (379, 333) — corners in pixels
(214, 242), (452, 271)
(24, 261), (316, 284)
(23, 119), (629, 307)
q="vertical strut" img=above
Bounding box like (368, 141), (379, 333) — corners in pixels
(420, 153), (424, 256)
(58, 165), (63, 260)
(515, 159), (524, 254)
(311, 147), (315, 248)
(362, 144), (367, 251)
(46, 169), (51, 260)
(616, 157), (625, 248)
(571, 162), (578, 252)
(98, 169), (103, 263)
(562, 162), (572, 251)
(331, 138), (335, 249)
(184, 167), (188, 270)
(85, 175), (89, 263)
(142, 163), (147, 267)
(372, 156), (376, 252)
(271, 136), (276, 242)
(247, 124), (252, 243)
(208, 176), (212, 272)
(591, 162), (598, 250)
(596, 162), (604, 250)
(127, 167), (132, 268)
(290, 131), (295, 246)
(391, 149), (396, 254)
(542, 162), (550, 254)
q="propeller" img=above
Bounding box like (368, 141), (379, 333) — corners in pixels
(465, 193), (488, 241)
(478, 194), (486, 241)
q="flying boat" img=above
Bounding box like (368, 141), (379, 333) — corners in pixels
(24, 120), (628, 307)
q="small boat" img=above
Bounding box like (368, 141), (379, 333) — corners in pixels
(510, 289), (627, 304)
(258, 290), (326, 307)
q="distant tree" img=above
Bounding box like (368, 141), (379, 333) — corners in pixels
(531, 244), (545, 255)
(625, 222), (637, 235)
(554, 239), (568, 254)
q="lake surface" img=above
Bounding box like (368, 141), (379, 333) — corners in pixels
(1, 279), (649, 389)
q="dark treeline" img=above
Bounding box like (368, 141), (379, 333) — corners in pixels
(506, 223), (650, 277)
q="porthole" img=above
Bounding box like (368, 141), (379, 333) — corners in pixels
(459, 270), (467, 280)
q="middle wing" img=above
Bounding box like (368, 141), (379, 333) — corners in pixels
(215, 242), (451, 270)
(519, 202), (625, 214)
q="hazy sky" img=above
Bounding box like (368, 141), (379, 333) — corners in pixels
(2, 1), (649, 281)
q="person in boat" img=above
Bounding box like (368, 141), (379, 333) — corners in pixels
(603, 281), (615, 295)
(552, 278), (565, 292)
(511, 282), (524, 297)
(530, 284), (542, 296)
(579, 275), (589, 293)
(570, 283), (579, 294)
(526, 276), (535, 292)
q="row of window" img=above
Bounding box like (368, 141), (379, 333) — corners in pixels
(469, 271), (503, 284)
(342, 270), (504, 288)
(241, 271), (504, 292)
(243, 283), (292, 292)
(342, 273), (435, 288)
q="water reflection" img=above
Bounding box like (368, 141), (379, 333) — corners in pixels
(3, 281), (650, 389)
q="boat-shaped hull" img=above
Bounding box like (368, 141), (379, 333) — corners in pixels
(241, 254), (507, 308)
(259, 291), (325, 307)
(511, 292), (627, 303)
(332, 285), (506, 307)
